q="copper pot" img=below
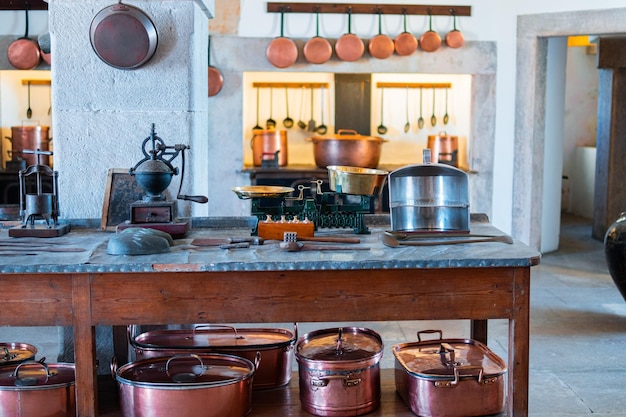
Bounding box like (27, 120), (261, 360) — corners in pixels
(251, 129), (288, 167)
(208, 36), (223, 97)
(0, 361), (76, 417)
(295, 327), (383, 417)
(303, 11), (332, 64)
(427, 132), (458, 166)
(306, 129), (386, 169)
(128, 324), (297, 389)
(9, 125), (51, 167)
(419, 13), (441, 53)
(393, 330), (507, 417)
(445, 13), (465, 48)
(113, 353), (257, 417)
(368, 13), (394, 59)
(394, 13), (418, 56)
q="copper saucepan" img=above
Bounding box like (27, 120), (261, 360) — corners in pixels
(335, 9), (364, 62)
(368, 12), (394, 59)
(419, 12), (441, 53)
(208, 36), (223, 97)
(90, 1), (158, 69)
(266, 10), (298, 68)
(445, 10), (465, 48)
(7, 4), (41, 70)
(394, 12), (418, 56)
(303, 10), (332, 65)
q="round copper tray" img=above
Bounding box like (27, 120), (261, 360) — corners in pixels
(231, 186), (294, 199)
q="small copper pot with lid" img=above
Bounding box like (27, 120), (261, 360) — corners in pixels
(250, 129), (288, 167)
(295, 327), (384, 417)
(427, 132), (459, 166)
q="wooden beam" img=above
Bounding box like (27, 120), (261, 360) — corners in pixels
(267, 3), (471, 17)
(0, 0), (48, 11)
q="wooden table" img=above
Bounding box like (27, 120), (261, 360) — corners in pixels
(0, 222), (539, 417)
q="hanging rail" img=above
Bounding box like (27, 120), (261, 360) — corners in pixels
(0, 0), (48, 10)
(267, 3), (471, 16)
(253, 82), (330, 89)
(376, 82), (452, 89)
(21, 79), (51, 86)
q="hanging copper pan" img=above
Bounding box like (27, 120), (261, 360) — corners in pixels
(37, 32), (51, 65)
(208, 36), (223, 97)
(419, 12), (441, 53)
(266, 10), (298, 69)
(90, 1), (158, 69)
(303, 10), (332, 65)
(394, 12), (418, 56)
(445, 11), (465, 48)
(335, 9), (364, 62)
(7, 4), (41, 70)
(368, 12), (394, 59)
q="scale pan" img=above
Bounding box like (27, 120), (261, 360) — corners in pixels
(231, 186), (295, 199)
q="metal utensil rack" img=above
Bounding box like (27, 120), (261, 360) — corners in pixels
(267, 3), (471, 16)
(250, 180), (372, 235)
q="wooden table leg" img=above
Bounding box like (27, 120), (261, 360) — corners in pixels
(72, 274), (98, 417)
(509, 268), (530, 416)
(470, 319), (488, 344)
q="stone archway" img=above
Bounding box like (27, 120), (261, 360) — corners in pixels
(513, 7), (626, 250)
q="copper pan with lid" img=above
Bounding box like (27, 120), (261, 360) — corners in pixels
(368, 12), (394, 59)
(335, 9), (364, 62)
(266, 9), (298, 68)
(303, 9), (332, 64)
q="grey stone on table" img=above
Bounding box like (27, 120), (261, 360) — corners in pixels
(107, 228), (173, 255)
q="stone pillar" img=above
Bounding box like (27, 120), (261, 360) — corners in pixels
(594, 37), (626, 239)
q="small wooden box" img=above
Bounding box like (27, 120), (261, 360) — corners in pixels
(257, 221), (315, 240)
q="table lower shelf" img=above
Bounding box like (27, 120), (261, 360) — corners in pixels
(98, 368), (507, 417)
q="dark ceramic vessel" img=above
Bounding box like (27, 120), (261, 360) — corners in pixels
(604, 212), (626, 301)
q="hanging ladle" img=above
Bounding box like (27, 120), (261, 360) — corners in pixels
(430, 88), (437, 127)
(404, 86), (410, 133)
(377, 88), (387, 135)
(283, 87), (294, 128)
(266, 87), (276, 129)
(26, 81), (32, 119)
(297, 86), (307, 129)
(307, 86), (316, 132)
(443, 88), (450, 125)
(253, 87), (262, 130)
(417, 87), (424, 129)
(316, 85), (328, 135)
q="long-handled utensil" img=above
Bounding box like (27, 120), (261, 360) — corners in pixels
(430, 88), (437, 127)
(316, 85), (328, 134)
(377, 88), (387, 135)
(417, 87), (424, 129)
(266, 87), (276, 129)
(307, 86), (316, 132)
(280, 241), (370, 252)
(297, 86), (307, 129)
(253, 87), (262, 130)
(443, 88), (450, 125)
(404, 86), (410, 133)
(26, 81), (32, 119)
(283, 87), (294, 128)
(284, 231), (360, 244)
(380, 232), (513, 248)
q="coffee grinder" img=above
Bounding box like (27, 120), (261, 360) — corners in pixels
(116, 123), (207, 237)
(9, 149), (70, 237)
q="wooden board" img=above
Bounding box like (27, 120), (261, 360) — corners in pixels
(100, 169), (144, 231)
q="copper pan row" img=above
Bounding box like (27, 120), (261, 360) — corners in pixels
(266, 10), (465, 68)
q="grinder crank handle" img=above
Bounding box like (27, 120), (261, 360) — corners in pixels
(178, 194), (208, 203)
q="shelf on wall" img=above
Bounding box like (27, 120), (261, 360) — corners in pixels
(0, 0), (48, 10)
(376, 82), (452, 89)
(267, 3), (471, 16)
(252, 82), (330, 89)
(21, 79), (51, 85)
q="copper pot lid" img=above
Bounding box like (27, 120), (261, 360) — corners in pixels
(115, 354), (255, 387)
(392, 330), (507, 380)
(132, 324), (296, 350)
(0, 342), (37, 366)
(295, 327), (383, 365)
(0, 361), (75, 389)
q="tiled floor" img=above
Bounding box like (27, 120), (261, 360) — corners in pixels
(2, 213), (626, 416)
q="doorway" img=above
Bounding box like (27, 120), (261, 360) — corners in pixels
(512, 7), (626, 250)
